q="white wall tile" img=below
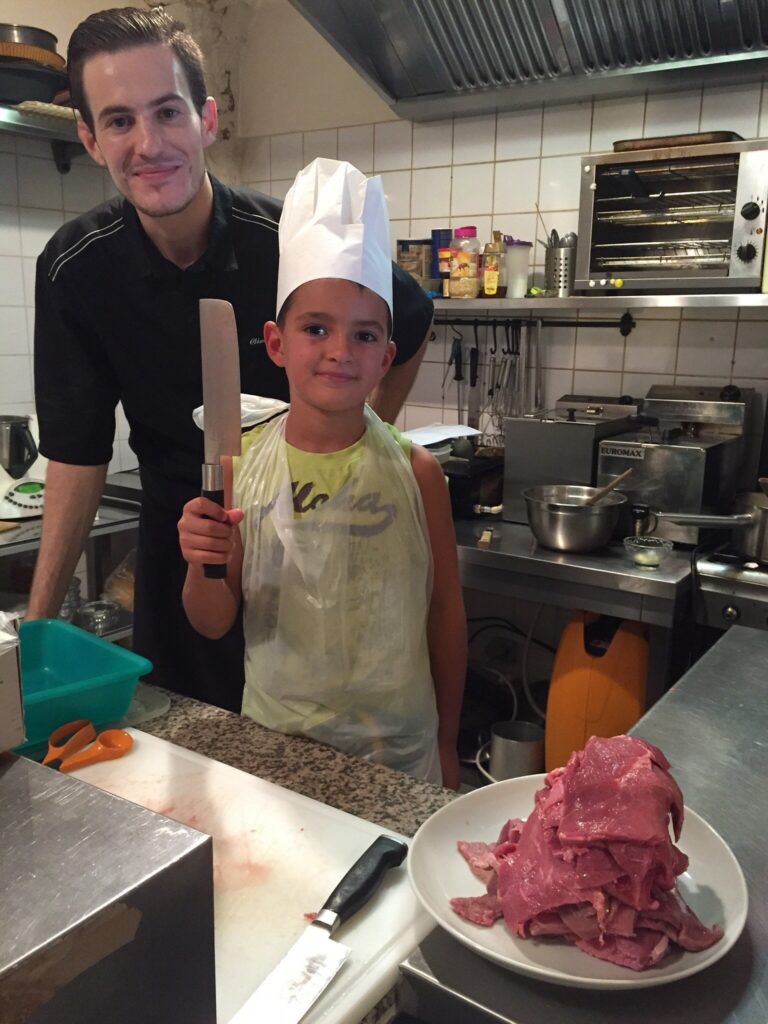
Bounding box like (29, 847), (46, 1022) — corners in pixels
(389, 220), (410, 260)
(0, 153), (18, 206)
(0, 307), (28, 355)
(15, 138), (50, 159)
(21, 258), (36, 306)
(543, 368), (574, 407)
(17, 157), (62, 210)
(411, 167), (452, 219)
(591, 96), (645, 154)
(19, 208), (64, 260)
(0, 355), (33, 403)
(25, 307), (34, 344)
(407, 360), (446, 406)
(542, 102), (592, 156)
(700, 82), (760, 140)
(677, 319), (736, 377)
(541, 323), (576, 368)
(738, 306), (768, 321)
(242, 136), (270, 180)
(574, 326), (626, 372)
(644, 90), (702, 138)
(379, 170), (411, 220)
(539, 155), (582, 210)
(0, 134), (15, 154)
(338, 125), (373, 172)
(0, 256), (24, 305)
(403, 403), (445, 429)
(622, 371), (673, 399)
(412, 120), (453, 168)
(573, 369), (623, 395)
(374, 121), (412, 171)
(493, 159), (538, 214)
(62, 163), (104, 214)
(269, 178), (293, 201)
(623, 320), (680, 374)
(118, 439), (138, 470)
(303, 129), (337, 162)
(733, 320), (768, 378)
(496, 107), (542, 160)
(451, 163), (493, 217)
(453, 114), (496, 165)
(270, 133), (302, 179)
(0, 205), (20, 256)
(247, 180), (270, 196)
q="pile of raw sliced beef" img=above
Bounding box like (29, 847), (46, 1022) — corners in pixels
(451, 735), (722, 970)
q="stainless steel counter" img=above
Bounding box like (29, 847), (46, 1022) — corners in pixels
(455, 520), (691, 628)
(399, 624), (768, 1024)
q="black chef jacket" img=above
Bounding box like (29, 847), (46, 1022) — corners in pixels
(34, 175), (434, 710)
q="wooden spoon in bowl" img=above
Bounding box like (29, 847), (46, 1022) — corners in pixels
(584, 468), (633, 507)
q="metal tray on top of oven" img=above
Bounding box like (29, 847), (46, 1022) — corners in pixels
(613, 131), (744, 152)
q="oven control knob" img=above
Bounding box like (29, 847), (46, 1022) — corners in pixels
(736, 243), (757, 263)
(722, 605), (740, 623)
(741, 201), (761, 220)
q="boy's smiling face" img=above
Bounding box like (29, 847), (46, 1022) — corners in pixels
(265, 279), (396, 414)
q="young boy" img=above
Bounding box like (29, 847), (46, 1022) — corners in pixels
(178, 159), (466, 787)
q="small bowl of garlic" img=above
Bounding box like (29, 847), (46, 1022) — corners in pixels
(624, 535), (674, 570)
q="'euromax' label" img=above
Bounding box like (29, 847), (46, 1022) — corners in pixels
(601, 444), (646, 460)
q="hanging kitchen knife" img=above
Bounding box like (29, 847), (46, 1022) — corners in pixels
(230, 834), (408, 1024)
(200, 298), (242, 579)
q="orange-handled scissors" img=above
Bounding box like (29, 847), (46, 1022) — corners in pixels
(42, 719), (133, 773)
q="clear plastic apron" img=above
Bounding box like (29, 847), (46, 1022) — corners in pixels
(235, 407), (441, 784)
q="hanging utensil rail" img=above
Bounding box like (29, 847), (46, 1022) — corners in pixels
(433, 313), (635, 337)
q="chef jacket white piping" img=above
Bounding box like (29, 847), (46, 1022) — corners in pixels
(49, 219), (126, 282)
(231, 207), (279, 232)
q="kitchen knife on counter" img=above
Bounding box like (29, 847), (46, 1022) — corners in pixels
(230, 834), (408, 1024)
(200, 298), (242, 579)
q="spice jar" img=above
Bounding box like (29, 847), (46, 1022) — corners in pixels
(437, 246), (452, 297)
(449, 225), (481, 299)
(481, 231), (508, 298)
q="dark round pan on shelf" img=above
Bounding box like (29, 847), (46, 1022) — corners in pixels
(0, 59), (67, 104)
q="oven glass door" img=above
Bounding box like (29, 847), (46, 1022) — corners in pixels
(589, 155), (739, 278)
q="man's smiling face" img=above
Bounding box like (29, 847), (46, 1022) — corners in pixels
(77, 42), (217, 219)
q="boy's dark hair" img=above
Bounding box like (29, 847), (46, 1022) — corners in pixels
(277, 283), (393, 338)
(68, 7), (208, 132)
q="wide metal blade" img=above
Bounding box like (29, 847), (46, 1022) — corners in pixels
(229, 925), (350, 1024)
(200, 298), (242, 463)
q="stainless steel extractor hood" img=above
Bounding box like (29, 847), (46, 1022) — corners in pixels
(289, 0), (768, 121)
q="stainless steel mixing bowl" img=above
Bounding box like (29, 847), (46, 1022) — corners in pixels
(522, 485), (627, 553)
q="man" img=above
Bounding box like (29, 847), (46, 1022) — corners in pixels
(27, 8), (432, 712)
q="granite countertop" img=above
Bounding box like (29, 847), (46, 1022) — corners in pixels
(139, 689), (456, 837)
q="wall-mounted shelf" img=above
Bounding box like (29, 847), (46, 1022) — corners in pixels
(432, 293), (768, 313)
(0, 103), (82, 173)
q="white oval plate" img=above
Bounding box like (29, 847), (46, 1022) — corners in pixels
(408, 775), (748, 990)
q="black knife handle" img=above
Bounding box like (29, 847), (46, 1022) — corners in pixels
(322, 835), (407, 926)
(202, 485), (226, 579)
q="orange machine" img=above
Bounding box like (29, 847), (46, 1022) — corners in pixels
(544, 612), (648, 772)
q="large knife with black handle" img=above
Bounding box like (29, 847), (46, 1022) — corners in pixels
(230, 834), (408, 1024)
(199, 298), (242, 579)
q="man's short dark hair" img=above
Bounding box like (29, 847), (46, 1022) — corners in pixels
(68, 7), (208, 131)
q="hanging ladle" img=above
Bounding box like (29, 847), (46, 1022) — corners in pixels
(583, 468), (633, 507)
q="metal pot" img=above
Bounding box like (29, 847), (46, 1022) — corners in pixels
(0, 24), (59, 51)
(523, 485), (628, 553)
(638, 492), (768, 562)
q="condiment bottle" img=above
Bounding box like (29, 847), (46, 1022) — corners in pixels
(437, 245), (452, 297)
(481, 231), (507, 298)
(505, 236), (533, 298)
(449, 225), (481, 299)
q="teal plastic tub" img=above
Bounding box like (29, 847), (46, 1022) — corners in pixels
(17, 619), (153, 749)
